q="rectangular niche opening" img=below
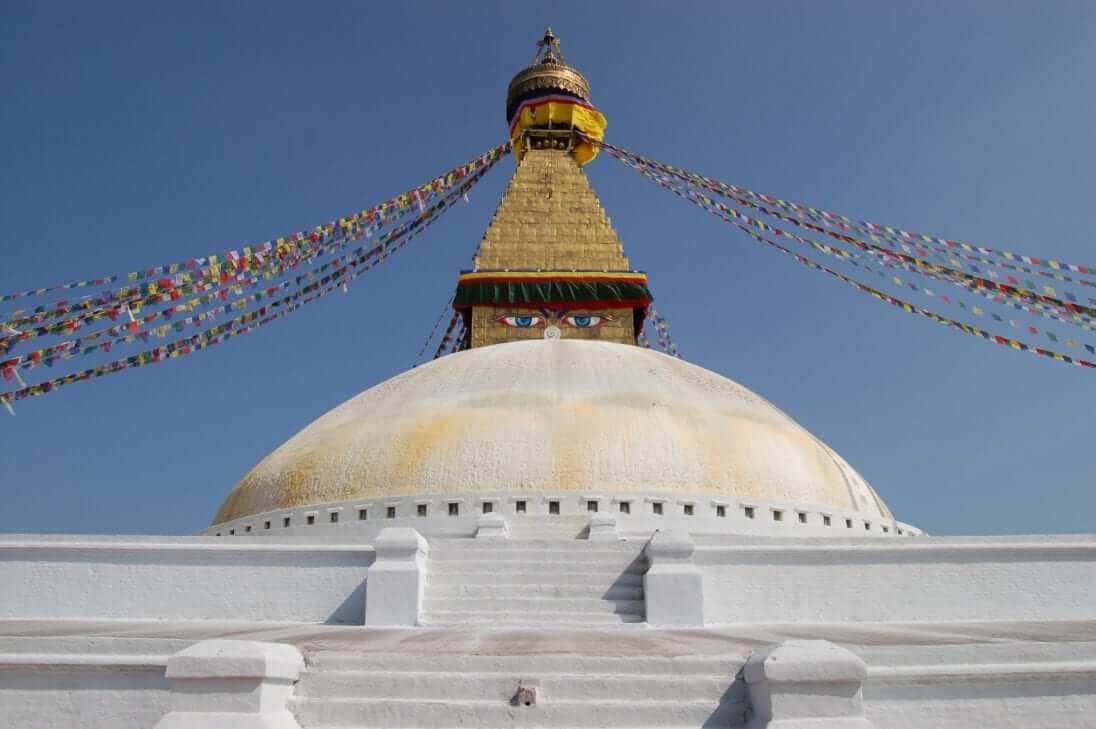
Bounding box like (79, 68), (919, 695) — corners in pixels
(358, 509), (368, 521)
(798, 512), (807, 524)
(548, 500), (560, 515)
(823, 515), (831, 526)
(772, 510), (784, 522)
(482, 502), (494, 515)
(683, 504), (694, 516)
(515, 500), (527, 513)
(448, 503), (459, 517)
(329, 512), (339, 524)
(306, 515), (316, 525)
(716, 505), (726, 518)
(264, 521), (271, 530)
(652, 502), (663, 515)
(386, 506), (396, 519)
(744, 506), (755, 519)
(845, 518), (853, 529)
(587, 500), (598, 513)
(283, 517), (291, 528)
(417, 504), (427, 517)
(619, 502), (630, 514)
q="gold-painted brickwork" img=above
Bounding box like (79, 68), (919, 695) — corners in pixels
(471, 306), (635, 348)
(473, 148), (630, 272)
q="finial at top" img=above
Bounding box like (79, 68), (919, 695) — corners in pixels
(534, 27), (565, 65)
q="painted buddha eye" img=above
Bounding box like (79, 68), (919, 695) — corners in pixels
(562, 314), (610, 328)
(499, 314), (545, 328)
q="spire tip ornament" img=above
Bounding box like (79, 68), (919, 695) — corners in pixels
(506, 28), (606, 167)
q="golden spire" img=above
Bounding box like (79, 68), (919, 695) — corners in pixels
(450, 29), (651, 350)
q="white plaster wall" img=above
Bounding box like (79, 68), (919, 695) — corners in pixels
(697, 535), (1096, 624)
(0, 638), (185, 729)
(0, 665), (170, 729)
(0, 536), (374, 624)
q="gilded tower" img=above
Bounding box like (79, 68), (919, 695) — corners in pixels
(453, 29), (653, 349)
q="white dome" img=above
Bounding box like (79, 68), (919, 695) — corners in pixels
(213, 340), (893, 525)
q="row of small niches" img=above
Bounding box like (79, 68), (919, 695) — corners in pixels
(214, 498), (909, 536)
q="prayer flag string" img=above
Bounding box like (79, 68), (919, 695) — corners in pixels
(415, 297), (456, 367)
(433, 313), (462, 360)
(0, 150), (506, 406)
(617, 153), (1095, 350)
(595, 141), (1096, 325)
(601, 142), (1094, 370)
(589, 139), (1095, 282)
(0, 143), (511, 312)
(639, 308), (682, 358)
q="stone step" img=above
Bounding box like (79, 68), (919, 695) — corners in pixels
(422, 597), (646, 615)
(426, 583), (644, 600)
(430, 538), (638, 550)
(291, 696), (747, 728)
(418, 611), (647, 627)
(297, 671), (738, 703)
(306, 652), (745, 676)
(427, 570), (645, 587)
(427, 551), (646, 566)
(429, 556), (644, 574)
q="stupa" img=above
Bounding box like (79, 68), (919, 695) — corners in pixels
(2, 29), (1094, 729)
(210, 28), (907, 543)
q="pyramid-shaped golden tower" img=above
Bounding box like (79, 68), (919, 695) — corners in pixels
(453, 29), (652, 349)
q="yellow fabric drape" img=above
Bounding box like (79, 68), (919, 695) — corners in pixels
(510, 100), (607, 166)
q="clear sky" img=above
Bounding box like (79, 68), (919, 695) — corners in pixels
(1, 1), (1093, 536)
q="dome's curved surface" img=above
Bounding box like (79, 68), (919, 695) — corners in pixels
(213, 341), (893, 525)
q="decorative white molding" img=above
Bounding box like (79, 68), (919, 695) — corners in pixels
(364, 528), (429, 626)
(644, 530), (703, 626)
(587, 514), (619, 542)
(745, 640), (872, 728)
(152, 640), (304, 729)
(475, 513), (510, 539)
(201, 490), (922, 541)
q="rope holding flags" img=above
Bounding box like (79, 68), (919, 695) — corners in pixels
(433, 313), (462, 360)
(639, 308), (682, 359)
(592, 138), (1096, 325)
(415, 297), (456, 366)
(0, 144), (509, 410)
(590, 136), (1095, 371)
(589, 138), (1096, 282)
(0, 143), (512, 311)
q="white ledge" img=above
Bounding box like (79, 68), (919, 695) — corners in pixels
(0, 540), (376, 554)
(0, 653), (171, 668)
(868, 660), (1096, 680)
(694, 537), (1096, 557)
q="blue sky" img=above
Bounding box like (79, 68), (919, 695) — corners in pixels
(0, 1), (1092, 536)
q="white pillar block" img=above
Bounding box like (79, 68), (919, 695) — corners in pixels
(365, 527), (430, 626)
(744, 640), (873, 728)
(475, 513), (510, 539)
(153, 640), (304, 729)
(588, 514), (620, 542)
(643, 529), (703, 626)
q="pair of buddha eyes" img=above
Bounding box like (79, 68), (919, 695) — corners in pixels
(498, 313), (612, 329)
